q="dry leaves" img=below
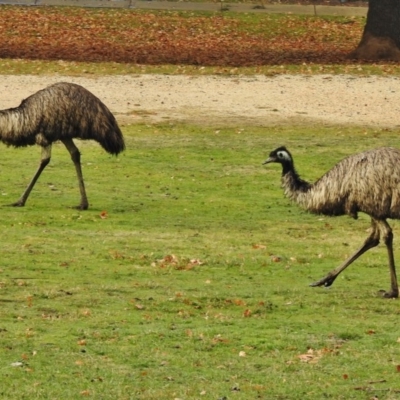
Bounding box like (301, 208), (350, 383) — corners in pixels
(152, 254), (204, 270)
(297, 348), (322, 363)
(99, 210), (108, 219)
(297, 346), (340, 364)
(252, 244), (266, 250)
(0, 8), (365, 66)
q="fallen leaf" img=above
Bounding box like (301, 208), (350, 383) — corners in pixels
(59, 261), (69, 267)
(189, 258), (203, 266)
(298, 353), (315, 362)
(11, 362), (23, 367)
(109, 250), (124, 259)
(185, 329), (193, 337)
(298, 348), (321, 364)
(243, 309), (252, 318)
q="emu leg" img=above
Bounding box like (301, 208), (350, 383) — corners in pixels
(11, 145), (52, 207)
(62, 139), (89, 210)
(310, 219), (380, 288)
(378, 220), (399, 299)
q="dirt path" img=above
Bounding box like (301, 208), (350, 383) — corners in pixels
(6, 0), (368, 17)
(1, 74), (399, 128)
(134, 0), (367, 16)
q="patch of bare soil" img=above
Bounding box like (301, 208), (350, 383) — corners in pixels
(0, 74), (399, 128)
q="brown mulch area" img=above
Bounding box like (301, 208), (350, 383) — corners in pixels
(0, 2), (372, 66)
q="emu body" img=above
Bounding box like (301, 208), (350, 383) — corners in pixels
(0, 82), (125, 209)
(265, 146), (400, 298)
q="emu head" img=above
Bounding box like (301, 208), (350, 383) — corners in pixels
(263, 146), (293, 166)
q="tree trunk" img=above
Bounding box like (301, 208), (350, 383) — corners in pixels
(350, 0), (400, 61)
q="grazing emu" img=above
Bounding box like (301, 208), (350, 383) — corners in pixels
(0, 82), (125, 210)
(264, 146), (400, 298)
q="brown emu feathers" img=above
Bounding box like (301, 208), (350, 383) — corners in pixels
(0, 82), (125, 209)
(265, 146), (400, 298)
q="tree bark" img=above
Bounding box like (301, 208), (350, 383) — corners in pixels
(350, 0), (400, 61)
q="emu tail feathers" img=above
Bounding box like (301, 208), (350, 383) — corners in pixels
(101, 133), (125, 156)
(100, 121), (125, 156)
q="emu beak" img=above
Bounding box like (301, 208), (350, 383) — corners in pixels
(263, 156), (275, 165)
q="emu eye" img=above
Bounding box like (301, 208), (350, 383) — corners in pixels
(277, 151), (291, 162)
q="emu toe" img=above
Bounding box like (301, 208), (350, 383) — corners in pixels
(74, 204), (89, 211)
(9, 201), (25, 207)
(309, 274), (337, 288)
(382, 289), (399, 299)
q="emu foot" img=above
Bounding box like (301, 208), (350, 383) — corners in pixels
(309, 273), (337, 288)
(379, 289), (399, 299)
(8, 200), (25, 207)
(73, 204), (89, 211)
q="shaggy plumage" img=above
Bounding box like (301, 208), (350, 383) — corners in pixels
(265, 146), (400, 298)
(0, 82), (125, 209)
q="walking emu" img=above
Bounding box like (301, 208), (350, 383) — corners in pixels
(264, 146), (400, 298)
(0, 82), (125, 210)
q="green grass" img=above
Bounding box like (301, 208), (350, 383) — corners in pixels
(1, 123), (400, 399)
(4, 58), (398, 77)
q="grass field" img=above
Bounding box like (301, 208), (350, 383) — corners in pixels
(1, 3), (400, 399)
(1, 123), (400, 399)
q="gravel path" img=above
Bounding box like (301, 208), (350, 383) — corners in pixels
(1, 74), (399, 128)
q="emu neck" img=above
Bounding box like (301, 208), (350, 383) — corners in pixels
(281, 165), (312, 204)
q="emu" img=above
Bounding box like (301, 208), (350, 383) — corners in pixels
(264, 146), (400, 298)
(0, 82), (125, 210)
